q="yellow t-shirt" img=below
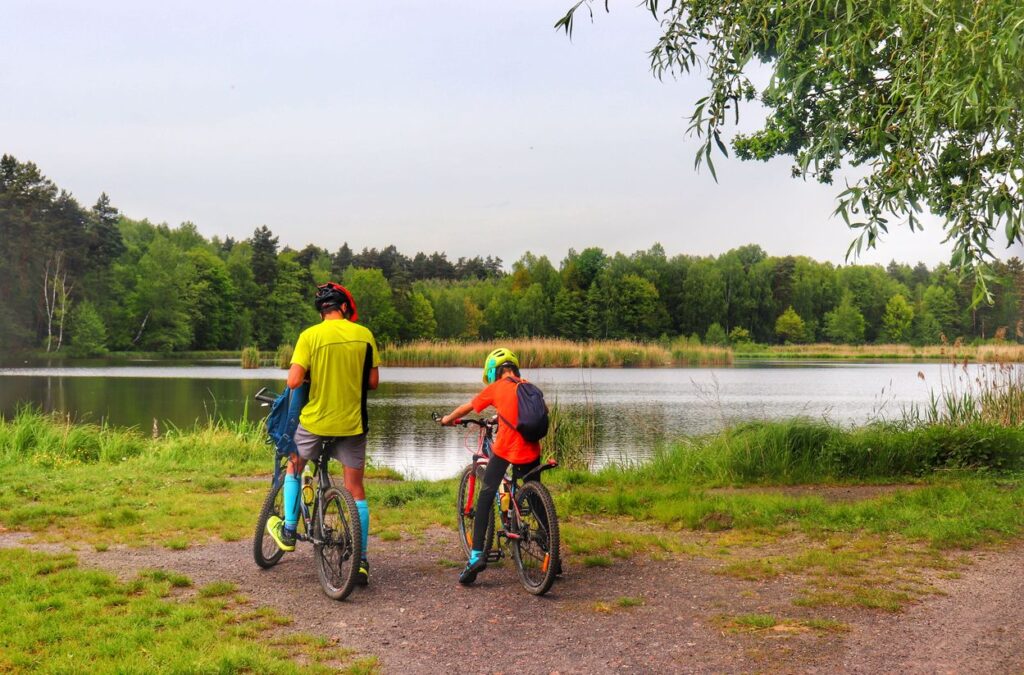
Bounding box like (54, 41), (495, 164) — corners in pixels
(291, 319), (380, 437)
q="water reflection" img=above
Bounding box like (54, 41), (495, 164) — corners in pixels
(0, 362), (979, 478)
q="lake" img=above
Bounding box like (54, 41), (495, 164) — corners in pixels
(0, 361), (973, 478)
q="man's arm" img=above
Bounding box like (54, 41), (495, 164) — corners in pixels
(286, 364), (306, 390)
(368, 366), (379, 390)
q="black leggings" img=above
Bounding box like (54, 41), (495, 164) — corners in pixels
(472, 455), (547, 552)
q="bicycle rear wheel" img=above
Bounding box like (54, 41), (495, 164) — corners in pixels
(253, 478), (285, 569)
(510, 481), (560, 596)
(457, 463), (494, 558)
(314, 486), (361, 600)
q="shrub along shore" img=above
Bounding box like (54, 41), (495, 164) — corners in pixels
(23, 339), (1024, 367)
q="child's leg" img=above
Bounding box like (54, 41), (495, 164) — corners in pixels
(470, 456), (509, 562)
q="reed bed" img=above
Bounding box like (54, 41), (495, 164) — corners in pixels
(734, 342), (1024, 362)
(240, 345), (261, 369)
(275, 343), (294, 369)
(382, 338), (733, 368)
(542, 399), (598, 470)
(904, 362), (1024, 427)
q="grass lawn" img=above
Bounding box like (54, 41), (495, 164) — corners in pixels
(0, 547), (376, 673)
(2, 411), (1024, 619)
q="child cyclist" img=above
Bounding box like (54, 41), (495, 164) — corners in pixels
(441, 347), (553, 585)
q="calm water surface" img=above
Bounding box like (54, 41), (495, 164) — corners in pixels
(0, 361), (967, 478)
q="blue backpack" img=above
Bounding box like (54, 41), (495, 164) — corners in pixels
(498, 376), (549, 442)
(265, 383), (309, 456)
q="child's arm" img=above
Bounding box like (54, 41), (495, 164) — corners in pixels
(441, 401), (476, 425)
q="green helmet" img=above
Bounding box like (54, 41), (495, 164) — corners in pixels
(482, 347), (519, 384)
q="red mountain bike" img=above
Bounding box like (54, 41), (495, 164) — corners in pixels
(433, 413), (561, 596)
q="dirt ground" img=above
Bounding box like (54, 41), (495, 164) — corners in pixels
(6, 526), (1024, 674)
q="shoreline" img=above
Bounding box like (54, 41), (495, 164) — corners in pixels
(10, 339), (1024, 367)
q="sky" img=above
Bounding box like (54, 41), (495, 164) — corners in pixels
(4, 1), (1018, 269)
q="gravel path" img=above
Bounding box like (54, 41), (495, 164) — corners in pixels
(6, 529), (1024, 673)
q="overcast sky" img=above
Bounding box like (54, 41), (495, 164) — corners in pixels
(5, 1), (1018, 268)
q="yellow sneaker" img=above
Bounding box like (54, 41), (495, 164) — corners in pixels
(266, 515), (296, 552)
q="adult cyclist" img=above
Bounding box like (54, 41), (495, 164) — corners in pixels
(266, 282), (380, 586)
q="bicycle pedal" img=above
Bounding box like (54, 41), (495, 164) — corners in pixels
(485, 550), (503, 563)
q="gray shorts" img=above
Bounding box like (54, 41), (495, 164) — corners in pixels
(293, 424), (367, 470)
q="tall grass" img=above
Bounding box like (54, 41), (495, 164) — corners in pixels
(240, 345), (261, 369)
(542, 399), (597, 470)
(904, 363), (1024, 427)
(734, 342), (1024, 362)
(634, 418), (1024, 486)
(0, 407), (269, 468)
(275, 343), (293, 369)
(383, 338), (733, 368)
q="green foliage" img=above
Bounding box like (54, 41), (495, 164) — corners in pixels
(3, 157), (1023, 353)
(704, 322), (727, 346)
(342, 267), (402, 343)
(68, 301), (107, 357)
(774, 307), (807, 344)
(132, 236), (195, 352)
(824, 293), (866, 345)
(558, 0), (1024, 297)
(881, 294), (915, 343)
(922, 285), (960, 341)
(727, 327), (752, 344)
(407, 292), (437, 340)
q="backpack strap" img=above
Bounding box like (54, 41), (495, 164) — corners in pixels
(495, 376), (521, 431)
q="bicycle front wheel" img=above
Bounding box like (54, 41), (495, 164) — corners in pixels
(253, 478), (285, 569)
(314, 486), (362, 601)
(457, 464), (494, 558)
(510, 481), (560, 596)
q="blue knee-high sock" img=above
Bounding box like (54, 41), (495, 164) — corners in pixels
(355, 500), (369, 559)
(283, 474), (300, 531)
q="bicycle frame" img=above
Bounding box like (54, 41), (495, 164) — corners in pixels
(451, 416), (557, 549)
(269, 445), (335, 546)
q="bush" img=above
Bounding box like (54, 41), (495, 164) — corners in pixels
(240, 346), (261, 369)
(728, 327), (752, 344)
(68, 302), (108, 357)
(705, 323), (728, 346)
(275, 344), (293, 369)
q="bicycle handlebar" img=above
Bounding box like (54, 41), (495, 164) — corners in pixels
(430, 412), (496, 428)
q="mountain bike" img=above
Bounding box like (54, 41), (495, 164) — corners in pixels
(432, 412), (561, 596)
(253, 387), (362, 601)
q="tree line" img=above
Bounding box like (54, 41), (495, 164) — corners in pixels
(1, 155), (1022, 356)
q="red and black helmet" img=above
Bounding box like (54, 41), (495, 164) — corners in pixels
(314, 282), (358, 321)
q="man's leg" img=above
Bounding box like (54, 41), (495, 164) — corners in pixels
(268, 426), (317, 552)
(343, 464), (369, 558)
(283, 454), (307, 534)
(334, 434), (370, 585)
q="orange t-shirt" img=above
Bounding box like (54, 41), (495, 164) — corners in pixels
(471, 377), (541, 465)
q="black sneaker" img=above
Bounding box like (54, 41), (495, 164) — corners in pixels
(356, 558), (369, 586)
(458, 557), (487, 585)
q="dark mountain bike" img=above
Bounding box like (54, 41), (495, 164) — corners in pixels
(432, 412), (561, 596)
(253, 387), (362, 600)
